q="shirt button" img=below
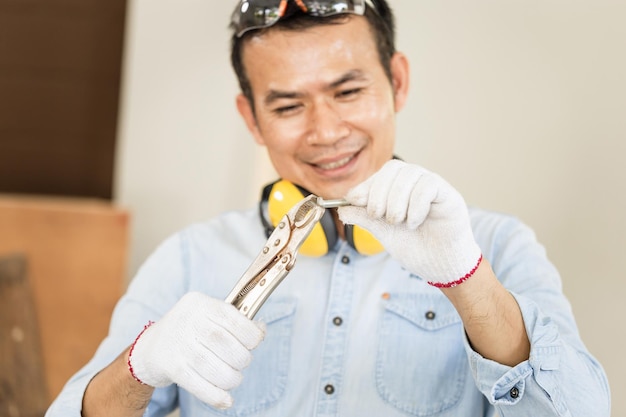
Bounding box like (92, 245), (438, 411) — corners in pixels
(425, 311), (436, 320)
(324, 384), (335, 395)
(341, 255), (350, 264)
(510, 387), (519, 399)
(332, 317), (343, 326)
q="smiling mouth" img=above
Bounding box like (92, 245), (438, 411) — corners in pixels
(314, 154), (356, 170)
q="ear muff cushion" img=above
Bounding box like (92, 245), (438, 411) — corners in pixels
(350, 225), (385, 256)
(267, 180), (331, 257)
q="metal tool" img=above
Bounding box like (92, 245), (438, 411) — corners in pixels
(225, 193), (338, 319)
(316, 197), (350, 208)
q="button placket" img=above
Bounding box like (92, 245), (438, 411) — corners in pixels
(315, 248), (354, 415)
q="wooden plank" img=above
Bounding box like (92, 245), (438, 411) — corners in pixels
(0, 195), (129, 402)
(0, 254), (49, 417)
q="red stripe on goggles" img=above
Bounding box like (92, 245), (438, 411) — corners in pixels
(231, 0), (376, 38)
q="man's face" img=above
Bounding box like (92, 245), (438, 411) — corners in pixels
(237, 16), (409, 199)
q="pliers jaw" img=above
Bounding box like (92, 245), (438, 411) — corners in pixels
(225, 194), (327, 319)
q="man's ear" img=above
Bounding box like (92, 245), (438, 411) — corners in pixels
(389, 52), (410, 112)
(236, 93), (266, 145)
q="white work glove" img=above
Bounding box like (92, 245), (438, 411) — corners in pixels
(127, 291), (265, 409)
(338, 160), (482, 287)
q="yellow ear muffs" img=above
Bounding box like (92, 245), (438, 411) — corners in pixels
(345, 224), (385, 256)
(260, 179), (384, 257)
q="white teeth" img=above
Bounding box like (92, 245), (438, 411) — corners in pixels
(317, 155), (353, 170)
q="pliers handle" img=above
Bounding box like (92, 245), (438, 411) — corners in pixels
(225, 194), (330, 319)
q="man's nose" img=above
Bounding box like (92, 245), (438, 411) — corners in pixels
(306, 99), (350, 145)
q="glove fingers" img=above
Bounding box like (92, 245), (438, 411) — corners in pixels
(198, 324), (254, 371)
(337, 205), (367, 228)
(344, 175), (373, 206)
(386, 164), (425, 224)
(412, 173), (466, 222)
(180, 370), (234, 410)
(363, 160), (404, 218)
(338, 206), (393, 243)
(186, 346), (245, 390)
(406, 173), (439, 230)
(204, 296), (266, 350)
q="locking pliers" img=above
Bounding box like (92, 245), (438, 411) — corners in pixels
(225, 194), (347, 319)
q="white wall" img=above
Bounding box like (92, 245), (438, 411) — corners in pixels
(115, 1), (626, 415)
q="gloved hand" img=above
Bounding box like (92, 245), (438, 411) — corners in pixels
(127, 291), (266, 409)
(338, 160), (482, 287)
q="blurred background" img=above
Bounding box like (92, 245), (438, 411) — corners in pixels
(1, 0), (624, 415)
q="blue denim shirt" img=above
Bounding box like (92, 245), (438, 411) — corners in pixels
(46, 206), (610, 417)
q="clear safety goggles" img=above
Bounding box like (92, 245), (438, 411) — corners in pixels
(231, 0), (377, 38)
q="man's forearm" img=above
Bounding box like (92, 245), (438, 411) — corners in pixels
(82, 347), (155, 417)
(441, 259), (530, 367)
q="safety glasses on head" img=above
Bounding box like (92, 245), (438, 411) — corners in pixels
(231, 0), (377, 38)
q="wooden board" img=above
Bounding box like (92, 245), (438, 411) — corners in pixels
(0, 0), (127, 199)
(0, 194), (129, 402)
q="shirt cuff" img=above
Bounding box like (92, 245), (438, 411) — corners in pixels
(45, 370), (99, 417)
(463, 292), (564, 408)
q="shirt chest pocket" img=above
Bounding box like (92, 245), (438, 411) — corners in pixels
(197, 298), (297, 417)
(376, 293), (469, 417)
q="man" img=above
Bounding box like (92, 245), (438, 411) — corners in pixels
(47, 1), (610, 416)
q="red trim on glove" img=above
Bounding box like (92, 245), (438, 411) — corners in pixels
(428, 255), (483, 288)
(127, 320), (155, 385)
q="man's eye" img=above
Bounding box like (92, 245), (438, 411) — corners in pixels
(337, 88), (362, 99)
(274, 104), (301, 115)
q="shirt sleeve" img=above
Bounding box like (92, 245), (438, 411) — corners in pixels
(466, 212), (611, 416)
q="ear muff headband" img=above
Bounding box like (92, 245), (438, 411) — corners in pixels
(260, 179), (384, 257)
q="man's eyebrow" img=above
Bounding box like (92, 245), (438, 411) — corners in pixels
(263, 70), (367, 106)
(264, 90), (304, 106)
(328, 70), (366, 89)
